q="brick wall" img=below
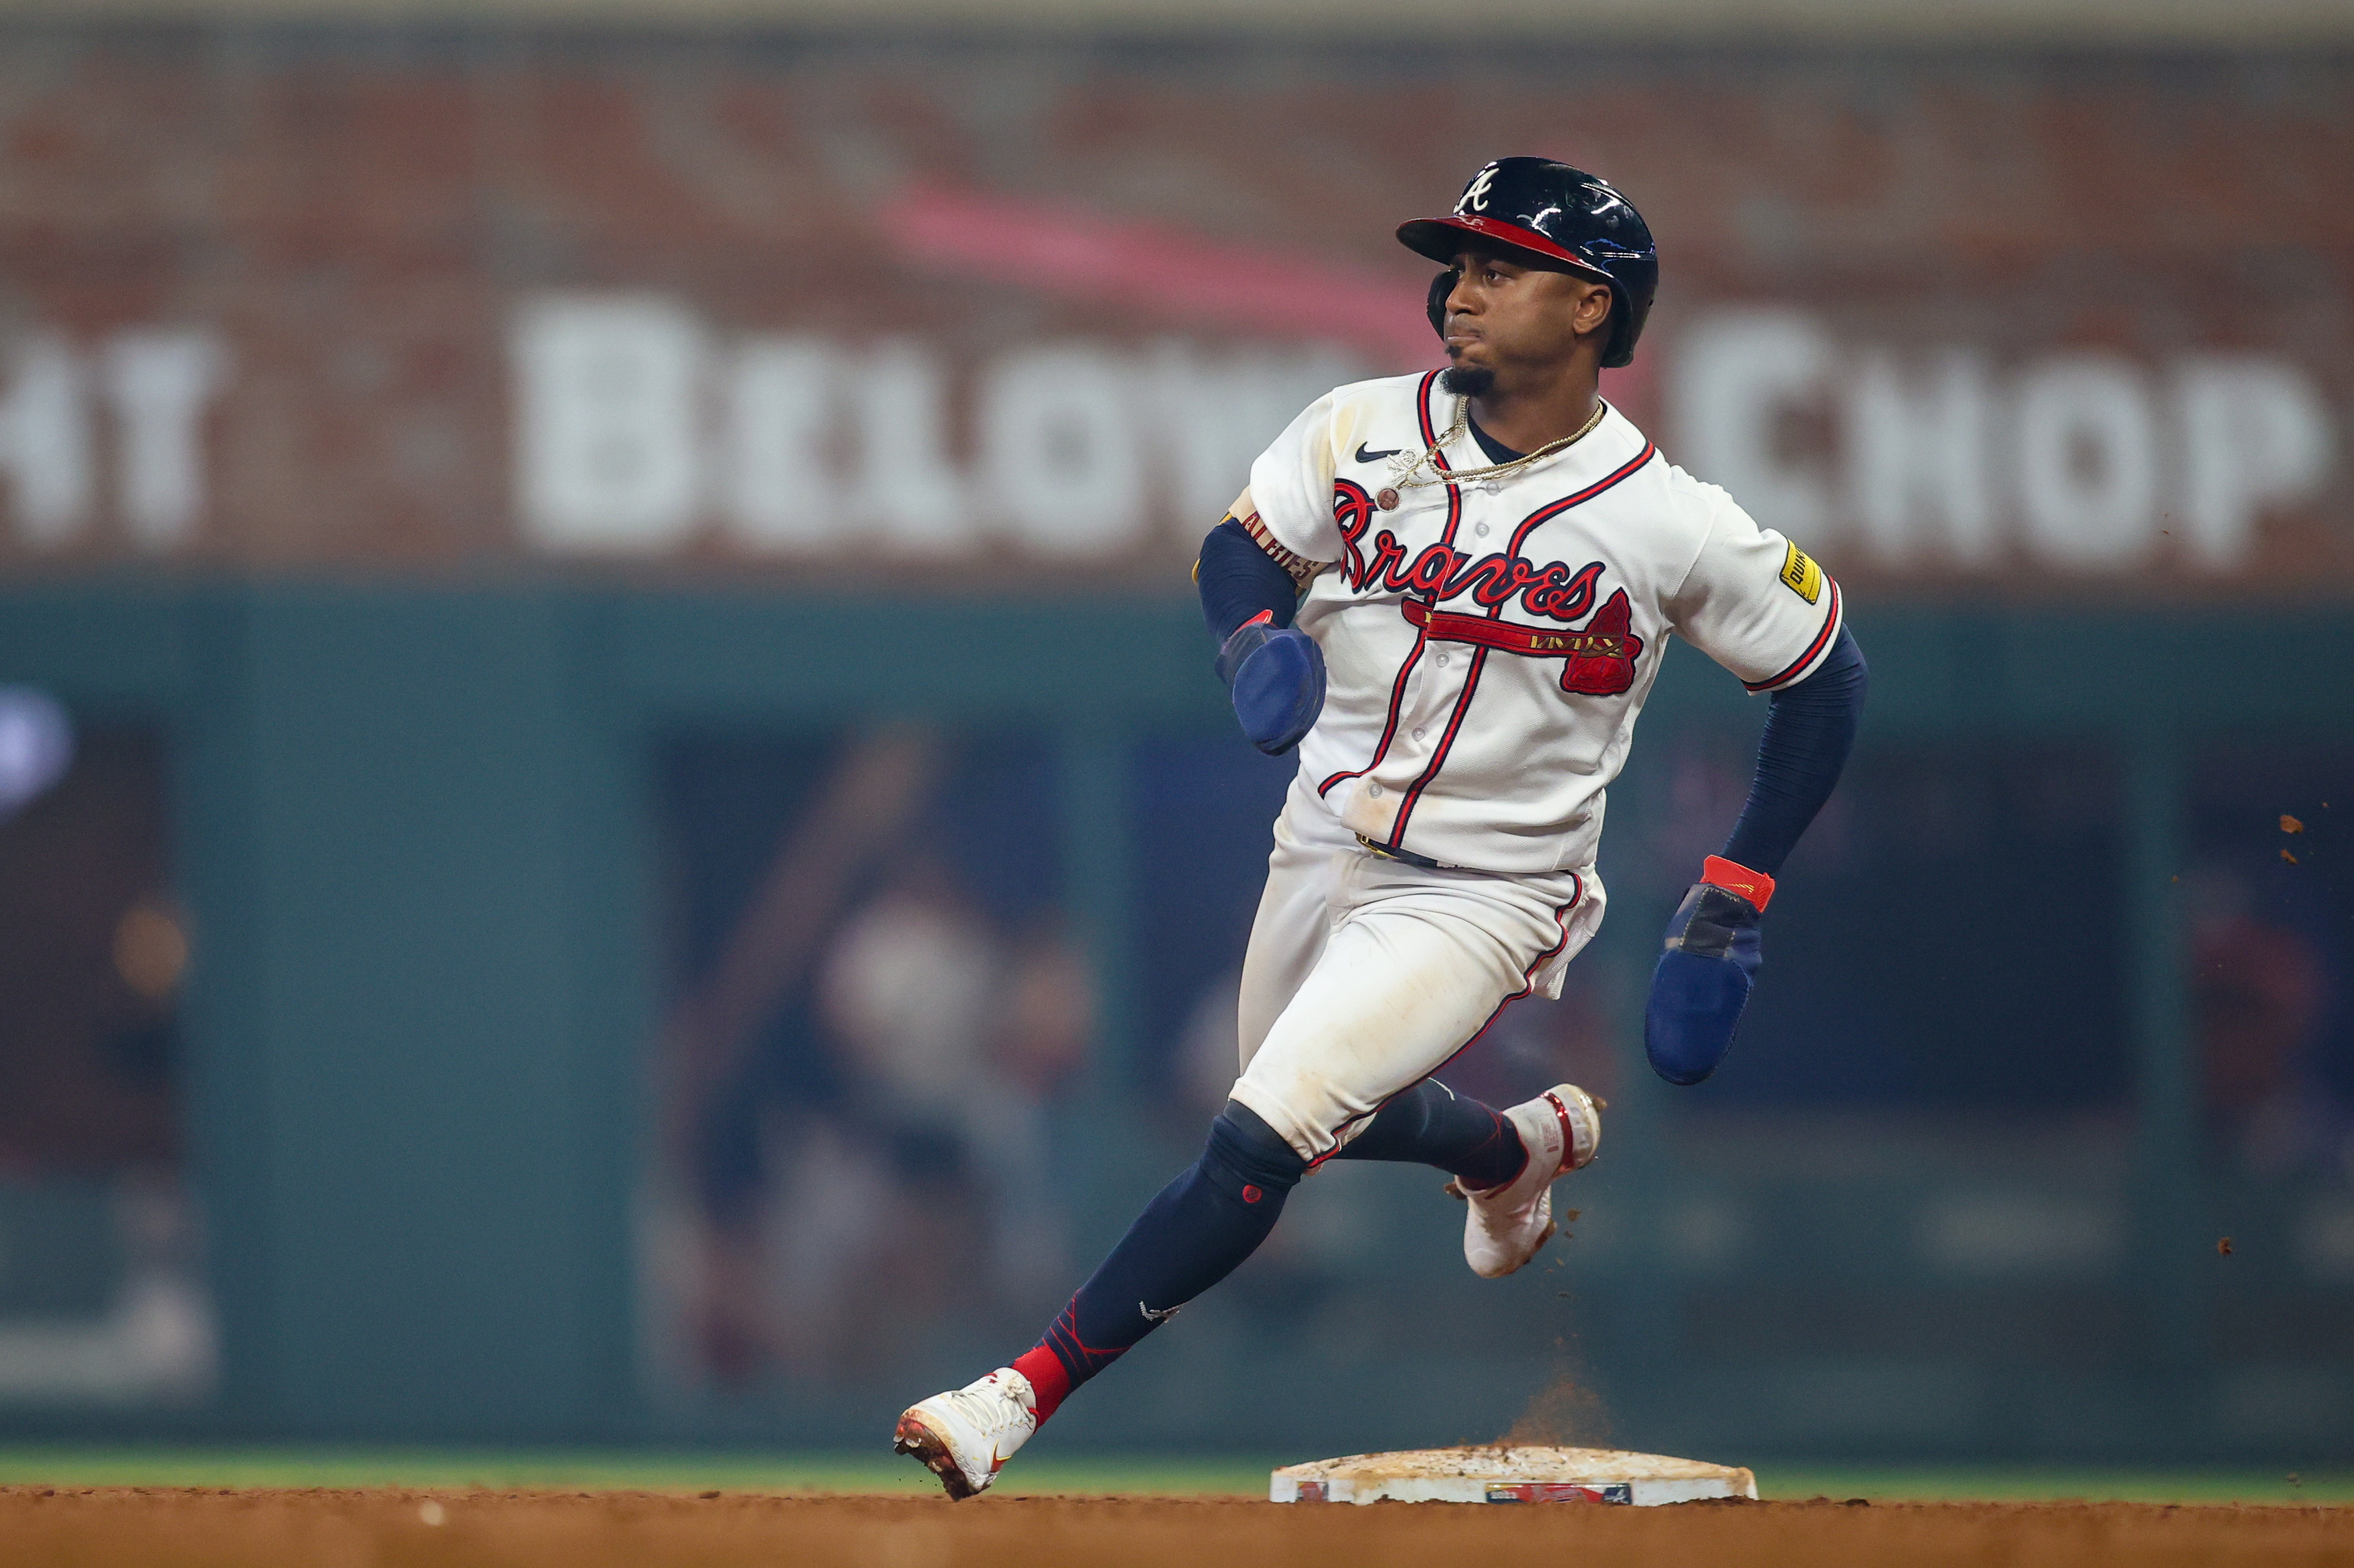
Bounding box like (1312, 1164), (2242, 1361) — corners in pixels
(0, 31), (2343, 592)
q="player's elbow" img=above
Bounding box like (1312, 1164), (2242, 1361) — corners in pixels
(1772, 624), (1866, 711)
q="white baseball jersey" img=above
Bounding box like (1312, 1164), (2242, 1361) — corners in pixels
(1240, 369), (1843, 876)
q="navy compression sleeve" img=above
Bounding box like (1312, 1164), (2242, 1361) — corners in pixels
(1720, 625), (1868, 876)
(1197, 518), (1300, 638)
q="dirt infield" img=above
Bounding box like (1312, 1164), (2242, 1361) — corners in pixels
(7, 1486), (2354, 1568)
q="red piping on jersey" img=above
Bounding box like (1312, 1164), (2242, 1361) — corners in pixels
(1305, 879), (1582, 1170)
(1318, 633), (1426, 798)
(1384, 645), (1491, 850)
(1743, 578), (1842, 693)
(1505, 441), (1659, 559)
(1318, 370), (1456, 799)
(1382, 438), (1659, 847)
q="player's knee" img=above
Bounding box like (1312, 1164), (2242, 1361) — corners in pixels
(1205, 1101), (1308, 1196)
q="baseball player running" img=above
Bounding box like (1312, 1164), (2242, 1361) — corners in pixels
(896, 157), (1868, 1498)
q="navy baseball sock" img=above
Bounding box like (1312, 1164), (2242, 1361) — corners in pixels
(1328, 1080), (1526, 1188)
(1011, 1102), (1303, 1421)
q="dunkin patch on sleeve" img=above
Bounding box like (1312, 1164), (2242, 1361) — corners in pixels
(1780, 542), (1824, 604)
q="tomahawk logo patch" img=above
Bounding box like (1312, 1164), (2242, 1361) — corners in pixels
(1779, 542), (1823, 605)
(1401, 588), (1646, 697)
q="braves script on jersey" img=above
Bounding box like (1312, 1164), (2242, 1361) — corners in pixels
(1242, 369), (1843, 876)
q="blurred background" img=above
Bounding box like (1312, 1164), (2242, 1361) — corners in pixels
(0, 0), (2348, 1472)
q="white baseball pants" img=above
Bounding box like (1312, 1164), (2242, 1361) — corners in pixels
(1227, 775), (1606, 1163)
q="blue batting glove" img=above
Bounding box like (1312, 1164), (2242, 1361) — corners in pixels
(1215, 611), (1326, 755)
(1644, 857), (1772, 1086)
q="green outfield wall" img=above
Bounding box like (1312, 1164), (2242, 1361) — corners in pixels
(0, 580), (2347, 1457)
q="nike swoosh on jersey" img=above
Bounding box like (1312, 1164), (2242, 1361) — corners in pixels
(1355, 443), (1403, 463)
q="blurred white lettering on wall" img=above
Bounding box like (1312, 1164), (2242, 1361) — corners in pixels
(1672, 311), (1834, 536)
(510, 293), (1362, 563)
(513, 295), (707, 554)
(846, 339), (967, 557)
(0, 328), (224, 552)
(721, 335), (835, 553)
(2014, 354), (2159, 570)
(1675, 308), (2339, 575)
(514, 295), (2340, 577)
(1843, 348), (1995, 567)
(102, 332), (230, 551)
(979, 344), (1147, 560)
(2177, 355), (2337, 569)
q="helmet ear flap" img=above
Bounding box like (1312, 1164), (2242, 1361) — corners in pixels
(1426, 269), (1457, 340)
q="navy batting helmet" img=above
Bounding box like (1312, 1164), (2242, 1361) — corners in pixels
(1398, 157), (1659, 369)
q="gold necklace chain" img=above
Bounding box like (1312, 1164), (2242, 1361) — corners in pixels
(1391, 395), (1610, 493)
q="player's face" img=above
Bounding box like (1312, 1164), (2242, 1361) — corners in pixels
(1442, 247), (1614, 385)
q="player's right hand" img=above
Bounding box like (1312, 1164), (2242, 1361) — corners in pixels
(1215, 611), (1326, 755)
(1643, 857), (1771, 1085)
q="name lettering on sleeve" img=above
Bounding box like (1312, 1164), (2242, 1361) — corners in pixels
(1241, 511), (1324, 585)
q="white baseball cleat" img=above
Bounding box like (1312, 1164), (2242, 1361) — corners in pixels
(1456, 1084), (1602, 1279)
(894, 1367), (1039, 1499)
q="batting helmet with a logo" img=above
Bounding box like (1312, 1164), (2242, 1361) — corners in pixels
(1398, 157), (1659, 369)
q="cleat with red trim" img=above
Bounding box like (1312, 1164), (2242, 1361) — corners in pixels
(1455, 1085), (1601, 1279)
(893, 1367), (1039, 1499)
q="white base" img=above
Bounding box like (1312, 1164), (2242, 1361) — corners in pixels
(1269, 1446), (1757, 1506)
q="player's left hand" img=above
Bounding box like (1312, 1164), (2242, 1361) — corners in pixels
(1215, 611), (1326, 754)
(1644, 857), (1772, 1085)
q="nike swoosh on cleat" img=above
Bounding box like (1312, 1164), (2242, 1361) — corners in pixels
(1355, 443), (1402, 463)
